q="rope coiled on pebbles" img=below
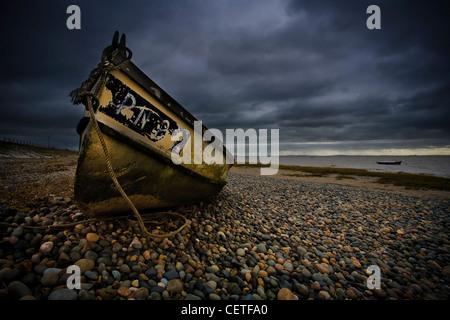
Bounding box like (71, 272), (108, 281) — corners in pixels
(0, 210), (188, 238)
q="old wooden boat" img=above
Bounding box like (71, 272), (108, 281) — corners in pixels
(71, 32), (233, 217)
(376, 161), (402, 165)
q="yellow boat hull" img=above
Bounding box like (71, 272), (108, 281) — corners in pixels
(75, 121), (230, 217)
(73, 41), (232, 217)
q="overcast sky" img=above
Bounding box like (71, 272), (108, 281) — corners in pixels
(0, 0), (449, 155)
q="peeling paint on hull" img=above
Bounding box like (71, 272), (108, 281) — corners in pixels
(76, 119), (230, 217)
(75, 61), (232, 217)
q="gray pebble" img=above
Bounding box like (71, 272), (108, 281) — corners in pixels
(8, 281), (32, 299)
(41, 273), (59, 287)
(48, 288), (78, 300)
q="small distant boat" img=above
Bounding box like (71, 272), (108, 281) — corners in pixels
(70, 32), (232, 217)
(376, 161), (402, 165)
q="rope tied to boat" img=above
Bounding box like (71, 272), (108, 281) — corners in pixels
(69, 31), (132, 106)
(69, 32), (188, 239)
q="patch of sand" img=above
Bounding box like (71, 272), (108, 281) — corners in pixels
(231, 166), (450, 199)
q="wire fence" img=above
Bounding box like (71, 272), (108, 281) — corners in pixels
(0, 137), (64, 150)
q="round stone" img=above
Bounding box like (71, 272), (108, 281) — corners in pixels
(86, 233), (99, 242)
(277, 288), (298, 300)
(48, 289), (78, 300)
(8, 281), (32, 299)
(74, 259), (95, 274)
(41, 272), (59, 287)
(39, 241), (54, 254)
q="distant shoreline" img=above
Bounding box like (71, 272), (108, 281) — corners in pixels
(232, 163), (450, 198)
(1, 140), (449, 202)
(277, 155), (450, 178)
(279, 154), (450, 156)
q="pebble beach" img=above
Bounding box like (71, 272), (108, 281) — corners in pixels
(1, 158), (450, 300)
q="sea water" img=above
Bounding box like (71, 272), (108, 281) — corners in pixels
(279, 156), (450, 178)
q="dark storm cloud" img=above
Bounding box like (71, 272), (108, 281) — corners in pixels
(0, 0), (449, 153)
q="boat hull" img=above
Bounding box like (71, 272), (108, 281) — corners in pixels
(376, 161), (402, 165)
(74, 57), (232, 217)
(75, 121), (228, 217)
